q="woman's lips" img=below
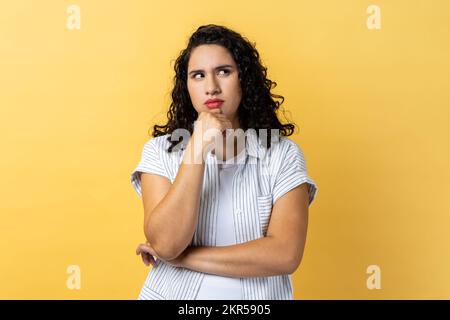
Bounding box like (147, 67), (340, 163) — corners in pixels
(205, 101), (224, 109)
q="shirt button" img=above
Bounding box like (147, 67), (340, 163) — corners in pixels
(236, 209), (242, 215)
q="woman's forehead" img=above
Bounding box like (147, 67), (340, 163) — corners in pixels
(188, 44), (236, 69)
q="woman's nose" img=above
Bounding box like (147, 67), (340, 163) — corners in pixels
(205, 76), (221, 96)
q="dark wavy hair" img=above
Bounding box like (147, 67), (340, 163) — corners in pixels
(150, 24), (297, 152)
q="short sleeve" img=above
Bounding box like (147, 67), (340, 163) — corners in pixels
(272, 140), (318, 207)
(130, 137), (171, 198)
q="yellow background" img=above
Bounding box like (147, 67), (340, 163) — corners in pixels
(1, 0), (449, 299)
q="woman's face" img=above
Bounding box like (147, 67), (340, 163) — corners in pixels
(187, 44), (242, 129)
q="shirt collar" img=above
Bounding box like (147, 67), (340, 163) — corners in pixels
(245, 129), (264, 159)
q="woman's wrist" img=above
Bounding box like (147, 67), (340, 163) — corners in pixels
(183, 133), (211, 165)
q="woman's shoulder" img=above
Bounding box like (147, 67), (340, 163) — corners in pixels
(144, 134), (173, 153)
(263, 135), (307, 175)
(268, 135), (303, 158)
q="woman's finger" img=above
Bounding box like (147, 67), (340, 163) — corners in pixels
(148, 254), (157, 267)
(136, 243), (147, 255)
(137, 243), (155, 255)
(136, 243), (158, 267)
(141, 252), (150, 266)
(144, 253), (156, 267)
(141, 252), (157, 267)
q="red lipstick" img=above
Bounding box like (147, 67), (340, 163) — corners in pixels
(205, 98), (224, 109)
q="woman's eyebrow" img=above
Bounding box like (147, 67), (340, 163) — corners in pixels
(188, 64), (234, 75)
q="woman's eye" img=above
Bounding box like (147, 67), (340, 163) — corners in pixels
(192, 69), (230, 79)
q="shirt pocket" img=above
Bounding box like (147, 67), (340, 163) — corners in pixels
(139, 283), (167, 300)
(257, 194), (273, 236)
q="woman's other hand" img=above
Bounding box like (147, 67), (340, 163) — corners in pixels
(136, 242), (189, 268)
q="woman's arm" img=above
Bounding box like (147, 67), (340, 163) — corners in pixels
(141, 136), (206, 261)
(180, 237), (293, 277)
(178, 183), (311, 277)
(142, 110), (232, 261)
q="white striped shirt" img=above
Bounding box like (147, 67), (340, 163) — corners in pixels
(130, 129), (318, 299)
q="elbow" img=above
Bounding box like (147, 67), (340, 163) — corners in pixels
(152, 244), (181, 261)
(283, 252), (303, 275)
(143, 219), (189, 261)
(145, 234), (180, 261)
(144, 230), (185, 261)
(270, 236), (304, 275)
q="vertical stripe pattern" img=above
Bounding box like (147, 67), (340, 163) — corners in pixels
(131, 130), (318, 299)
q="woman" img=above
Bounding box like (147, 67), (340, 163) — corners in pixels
(131, 24), (318, 300)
